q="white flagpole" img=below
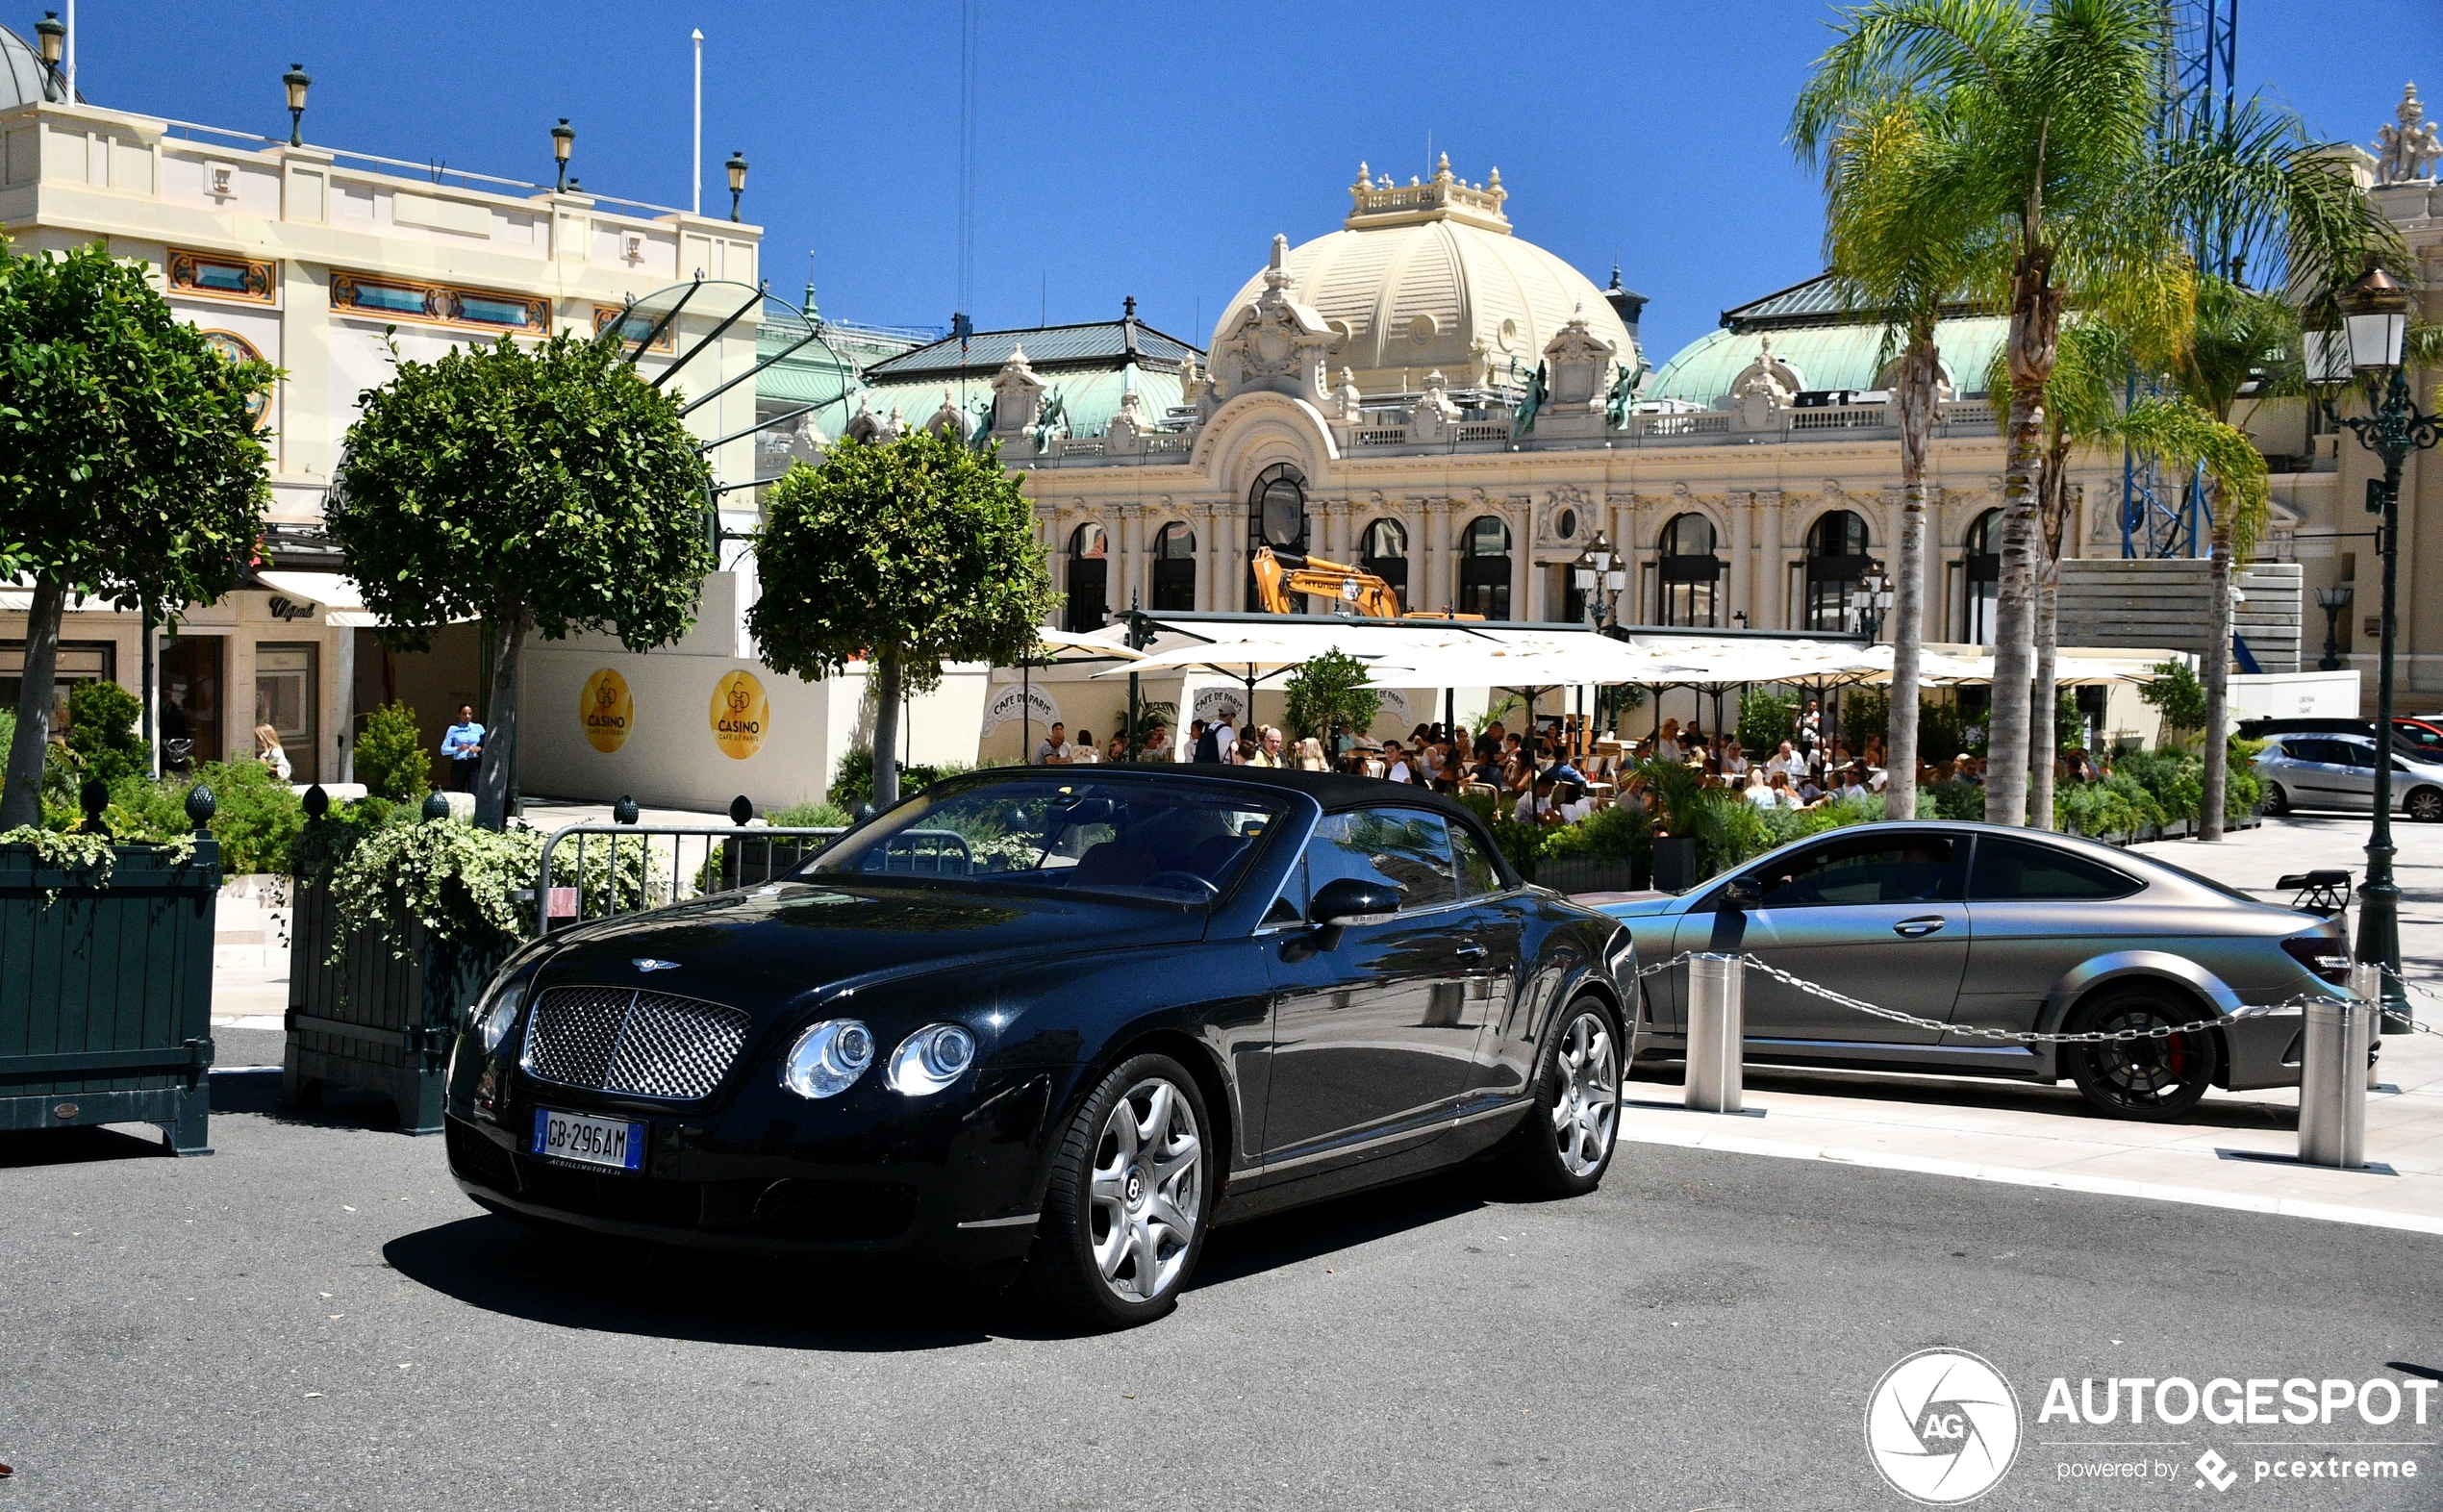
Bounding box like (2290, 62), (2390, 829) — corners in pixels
(691, 28), (703, 216)
(64, 0), (75, 100)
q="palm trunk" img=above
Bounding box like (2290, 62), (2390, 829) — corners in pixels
(2201, 503), (2232, 841)
(0, 576), (65, 829)
(1986, 253), (2062, 827)
(472, 611), (527, 831)
(870, 644), (904, 809)
(2029, 557), (2059, 830)
(1884, 335), (1939, 819)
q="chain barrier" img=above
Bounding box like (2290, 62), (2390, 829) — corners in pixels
(1627, 949), (2430, 1045)
(2375, 966), (2443, 1037)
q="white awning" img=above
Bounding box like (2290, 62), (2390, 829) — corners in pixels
(254, 570), (476, 629)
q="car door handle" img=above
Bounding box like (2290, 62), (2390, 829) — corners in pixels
(1455, 943), (1489, 961)
(1892, 916), (1947, 939)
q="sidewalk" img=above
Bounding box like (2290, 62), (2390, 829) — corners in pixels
(1618, 812), (2443, 1234)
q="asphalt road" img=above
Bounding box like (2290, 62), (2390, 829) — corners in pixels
(3, 1051), (2438, 1512)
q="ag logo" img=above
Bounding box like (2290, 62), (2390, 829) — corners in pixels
(580, 668), (632, 753)
(1865, 1348), (2021, 1504)
(710, 669), (768, 760)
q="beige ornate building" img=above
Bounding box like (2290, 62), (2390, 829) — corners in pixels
(0, 43), (764, 783)
(997, 160), (2124, 658)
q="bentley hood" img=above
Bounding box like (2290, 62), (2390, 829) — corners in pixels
(530, 881), (1209, 1014)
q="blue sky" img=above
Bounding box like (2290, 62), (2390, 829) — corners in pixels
(50, 0), (2438, 364)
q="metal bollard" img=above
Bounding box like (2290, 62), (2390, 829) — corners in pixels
(1684, 953), (1746, 1114)
(2353, 962), (2383, 1091)
(2298, 991), (2369, 1171)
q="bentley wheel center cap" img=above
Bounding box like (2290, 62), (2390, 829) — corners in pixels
(1125, 1171), (1145, 1205)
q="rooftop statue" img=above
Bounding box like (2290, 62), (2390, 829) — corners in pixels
(2376, 83), (2441, 186)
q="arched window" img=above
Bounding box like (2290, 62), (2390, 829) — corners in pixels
(1655, 512), (1721, 628)
(1361, 517), (1408, 610)
(1150, 520), (1196, 612)
(1803, 509), (1871, 632)
(1458, 516), (1511, 620)
(1962, 508), (2002, 644)
(1066, 522), (1108, 632)
(1246, 463), (1308, 609)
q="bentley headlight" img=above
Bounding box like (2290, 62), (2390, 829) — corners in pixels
(473, 979), (527, 1057)
(784, 1019), (875, 1099)
(887, 1023), (976, 1096)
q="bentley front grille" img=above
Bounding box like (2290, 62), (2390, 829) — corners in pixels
(521, 986), (752, 1100)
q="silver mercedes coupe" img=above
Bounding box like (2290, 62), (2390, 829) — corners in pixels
(1596, 822), (2354, 1120)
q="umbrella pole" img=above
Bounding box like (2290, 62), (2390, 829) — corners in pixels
(1022, 659), (1030, 766)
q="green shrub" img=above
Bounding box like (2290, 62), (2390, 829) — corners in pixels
(105, 758), (305, 874)
(828, 745), (970, 807)
(1919, 699), (1970, 764)
(65, 680), (149, 787)
(1921, 778), (1983, 821)
(2140, 659), (2206, 742)
(1539, 799), (1650, 864)
(2053, 771), (2168, 838)
(2225, 736), (2266, 821)
(2115, 747), (2201, 824)
(1737, 687), (1798, 755)
(1458, 789), (1545, 879)
(768, 798), (852, 828)
(355, 701), (431, 800)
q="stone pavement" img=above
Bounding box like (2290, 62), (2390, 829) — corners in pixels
(1617, 812), (2443, 1235)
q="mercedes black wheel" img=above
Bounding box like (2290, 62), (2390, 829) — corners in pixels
(2061, 990), (2220, 1121)
(1499, 997), (1624, 1197)
(1024, 1053), (1213, 1329)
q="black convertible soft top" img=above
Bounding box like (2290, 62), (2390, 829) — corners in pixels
(962, 763), (1518, 884)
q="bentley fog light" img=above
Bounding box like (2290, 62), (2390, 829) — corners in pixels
(474, 980), (527, 1056)
(785, 1019), (875, 1099)
(887, 1023), (976, 1096)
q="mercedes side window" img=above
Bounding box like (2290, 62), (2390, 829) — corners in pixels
(1449, 823), (1504, 898)
(1748, 834), (1962, 906)
(1968, 837), (2140, 901)
(1303, 808), (1457, 912)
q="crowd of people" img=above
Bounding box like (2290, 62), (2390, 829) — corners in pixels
(1021, 695), (2112, 832)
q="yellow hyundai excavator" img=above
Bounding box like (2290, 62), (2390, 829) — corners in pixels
(1248, 546), (1481, 619)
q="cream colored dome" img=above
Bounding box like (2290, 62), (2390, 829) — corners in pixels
(1214, 158), (1633, 394)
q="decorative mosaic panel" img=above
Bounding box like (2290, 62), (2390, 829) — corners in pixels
(167, 248), (276, 305)
(330, 271), (552, 335)
(196, 331), (272, 430)
(593, 304), (675, 353)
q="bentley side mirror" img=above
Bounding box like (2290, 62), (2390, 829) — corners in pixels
(1305, 876), (1402, 952)
(1720, 877), (1762, 912)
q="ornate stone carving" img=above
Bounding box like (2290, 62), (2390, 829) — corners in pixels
(1540, 304), (1619, 408)
(1106, 386), (1155, 452)
(1405, 369), (1463, 443)
(1727, 335), (1804, 432)
(1536, 484), (1594, 548)
(1331, 365), (1365, 422)
(844, 397), (906, 444)
(991, 343), (1045, 437)
(1203, 233), (1333, 415)
(2377, 83), (2441, 186)
(923, 389), (966, 439)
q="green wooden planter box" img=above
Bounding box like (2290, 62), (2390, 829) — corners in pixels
(0, 827), (220, 1156)
(286, 838), (513, 1135)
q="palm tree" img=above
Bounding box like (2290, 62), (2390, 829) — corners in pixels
(2018, 320), (2267, 826)
(1796, 0), (2194, 826)
(1792, 82), (1984, 819)
(2156, 99), (2401, 836)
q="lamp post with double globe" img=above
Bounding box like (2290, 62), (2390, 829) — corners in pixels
(2309, 264), (2441, 1026)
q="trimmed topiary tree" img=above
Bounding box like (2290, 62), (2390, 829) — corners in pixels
(747, 429), (1053, 809)
(328, 331), (715, 829)
(0, 240), (273, 826)
(1283, 648), (1381, 749)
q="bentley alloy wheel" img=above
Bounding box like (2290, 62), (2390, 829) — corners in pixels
(1550, 1011), (1621, 1178)
(1502, 997), (1624, 1197)
(1028, 1052), (1214, 1328)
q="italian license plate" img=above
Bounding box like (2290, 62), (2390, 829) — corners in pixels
(531, 1107), (644, 1172)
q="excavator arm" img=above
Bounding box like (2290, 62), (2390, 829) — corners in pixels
(1249, 546), (1400, 617)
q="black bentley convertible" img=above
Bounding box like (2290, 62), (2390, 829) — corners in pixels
(444, 767), (1639, 1326)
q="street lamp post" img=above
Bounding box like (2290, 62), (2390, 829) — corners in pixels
(34, 13), (63, 100)
(1849, 560), (1895, 643)
(2311, 264), (2441, 1028)
(551, 118), (575, 192)
(2315, 584), (2355, 672)
(726, 152), (749, 222)
(282, 63), (312, 147)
